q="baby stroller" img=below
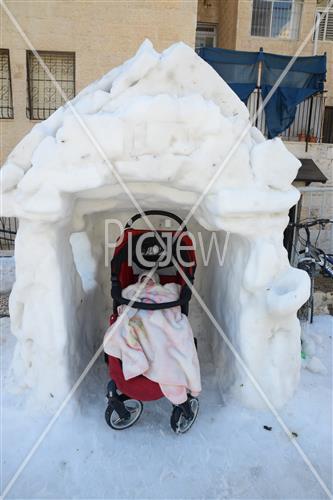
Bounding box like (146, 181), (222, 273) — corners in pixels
(104, 210), (199, 433)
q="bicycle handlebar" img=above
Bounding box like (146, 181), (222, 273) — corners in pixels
(289, 218), (333, 229)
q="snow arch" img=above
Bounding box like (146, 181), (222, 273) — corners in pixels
(1, 40), (309, 410)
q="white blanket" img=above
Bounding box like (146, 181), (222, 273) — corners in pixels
(103, 279), (201, 404)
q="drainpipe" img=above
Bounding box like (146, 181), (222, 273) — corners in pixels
(255, 47), (263, 127)
(305, 13), (321, 151)
(305, 96), (314, 153)
(313, 12), (321, 56)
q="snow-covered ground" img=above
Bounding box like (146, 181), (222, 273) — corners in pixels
(1, 258), (332, 499)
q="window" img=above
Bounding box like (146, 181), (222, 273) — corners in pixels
(195, 23), (217, 49)
(26, 51), (75, 120)
(251, 0), (303, 40)
(316, 7), (333, 41)
(0, 49), (14, 119)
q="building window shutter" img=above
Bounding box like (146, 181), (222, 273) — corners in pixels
(317, 8), (333, 41)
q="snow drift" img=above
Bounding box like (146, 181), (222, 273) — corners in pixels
(1, 40), (309, 410)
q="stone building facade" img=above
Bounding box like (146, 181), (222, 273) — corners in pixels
(1, 0), (197, 163)
(197, 0), (333, 106)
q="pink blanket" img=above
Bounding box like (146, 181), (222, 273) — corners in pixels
(103, 279), (201, 404)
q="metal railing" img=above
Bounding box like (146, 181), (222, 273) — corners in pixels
(0, 49), (14, 119)
(26, 50), (75, 120)
(0, 217), (18, 250)
(247, 89), (327, 145)
(289, 187), (333, 266)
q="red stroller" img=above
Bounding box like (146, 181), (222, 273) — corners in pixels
(104, 210), (199, 433)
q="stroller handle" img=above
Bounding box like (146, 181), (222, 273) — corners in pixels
(111, 280), (193, 310)
(125, 210), (188, 231)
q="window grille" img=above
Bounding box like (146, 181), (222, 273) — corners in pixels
(0, 49), (14, 119)
(195, 23), (217, 49)
(251, 0), (303, 40)
(0, 217), (18, 250)
(316, 8), (333, 41)
(26, 51), (75, 120)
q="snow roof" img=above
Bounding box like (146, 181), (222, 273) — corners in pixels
(1, 40), (301, 229)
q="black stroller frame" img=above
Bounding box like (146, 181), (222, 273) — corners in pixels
(104, 210), (199, 433)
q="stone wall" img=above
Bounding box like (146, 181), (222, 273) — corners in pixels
(197, 0), (238, 49)
(197, 0), (220, 24)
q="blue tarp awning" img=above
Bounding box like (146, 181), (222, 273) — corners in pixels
(198, 47), (326, 139)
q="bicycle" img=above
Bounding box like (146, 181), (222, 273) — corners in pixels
(289, 218), (333, 323)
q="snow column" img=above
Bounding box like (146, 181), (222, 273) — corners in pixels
(206, 220), (309, 409)
(9, 219), (84, 410)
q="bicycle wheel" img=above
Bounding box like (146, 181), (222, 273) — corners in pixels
(322, 254), (333, 278)
(298, 262), (314, 323)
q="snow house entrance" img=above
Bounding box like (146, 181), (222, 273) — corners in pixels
(70, 209), (225, 406)
(2, 40), (309, 411)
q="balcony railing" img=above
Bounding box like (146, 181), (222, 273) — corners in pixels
(247, 89), (327, 145)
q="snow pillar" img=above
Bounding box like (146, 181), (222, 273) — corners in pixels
(207, 226), (309, 409)
(9, 219), (84, 409)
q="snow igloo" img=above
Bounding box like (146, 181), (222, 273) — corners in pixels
(1, 40), (309, 411)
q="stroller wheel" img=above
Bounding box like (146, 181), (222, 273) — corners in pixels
(105, 399), (143, 430)
(170, 397), (199, 434)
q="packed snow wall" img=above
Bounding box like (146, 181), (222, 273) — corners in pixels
(1, 40), (310, 410)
